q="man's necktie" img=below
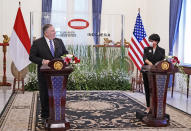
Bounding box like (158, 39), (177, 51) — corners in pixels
(49, 40), (54, 57)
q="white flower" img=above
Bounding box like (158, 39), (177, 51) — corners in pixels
(66, 54), (74, 59)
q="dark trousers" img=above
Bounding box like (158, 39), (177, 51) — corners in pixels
(142, 72), (150, 107)
(38, 70), (49, 119)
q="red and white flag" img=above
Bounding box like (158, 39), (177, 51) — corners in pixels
(9, 7), (31, 71)
(128, 12), (149, 71)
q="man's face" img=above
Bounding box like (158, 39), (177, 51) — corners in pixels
(44, 26), (56, 40)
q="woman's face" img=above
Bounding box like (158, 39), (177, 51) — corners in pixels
(149, 40), (157, 47)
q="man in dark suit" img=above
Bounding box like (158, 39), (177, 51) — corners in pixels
(142, 33), (165, 113)
(29, 24), (68, 120)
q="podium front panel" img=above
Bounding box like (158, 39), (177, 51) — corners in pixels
(48, 76), (67, 121)
(156, 74), (167, 118)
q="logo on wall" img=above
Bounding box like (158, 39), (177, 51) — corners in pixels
(68, 19), (89, 29)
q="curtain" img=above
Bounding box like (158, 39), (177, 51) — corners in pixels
(174, 0), (191, 64)
(41, 0), (52, 34)
(172, 0), (187, 64)
(169, 0), (183, 55)
(92, 0), (102, 68)
(168, 0), (183, 88)
(92, 0), (102, 45)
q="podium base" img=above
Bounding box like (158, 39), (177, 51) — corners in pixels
(136, 111), (170, 127)
(46, 118), (70, 131)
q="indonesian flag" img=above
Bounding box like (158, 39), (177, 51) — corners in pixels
(128, 12), (149, 71)
(9, 7), (31, 71)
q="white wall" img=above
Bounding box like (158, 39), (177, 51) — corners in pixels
(0, 0), (169, 79)
(0, 0), (41, 79)
(102, 0), (169, 54)
(0, 0), (41, 41)
(102, 0), (148, 42)
(0, 0), (3, 38)
(145, 0), (170, 54)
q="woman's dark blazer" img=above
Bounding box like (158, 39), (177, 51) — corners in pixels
(143, 46), (165, 65)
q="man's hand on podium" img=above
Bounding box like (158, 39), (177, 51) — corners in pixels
(42, 59), (50, 65)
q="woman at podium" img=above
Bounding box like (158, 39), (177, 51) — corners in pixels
(142, 33), (165, 113)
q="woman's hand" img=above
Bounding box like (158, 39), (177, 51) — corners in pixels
(145, 59), (153, 65)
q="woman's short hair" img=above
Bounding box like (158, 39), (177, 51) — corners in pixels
(149, 34), (160, 43)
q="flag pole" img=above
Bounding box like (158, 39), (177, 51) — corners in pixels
(10, 0), (30, 93)
(138, 8), (140, 13)
(17, 1), (21, 93)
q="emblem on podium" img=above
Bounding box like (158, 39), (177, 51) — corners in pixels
(53, 61), (64, 70)
(161, 61), (169, 70)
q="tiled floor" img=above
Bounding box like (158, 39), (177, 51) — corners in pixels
(1, 72), (191, 116)
(166, 90), (191, 115)
(127, 90), (191, 115)
(1, 91), (190, 131)
(0, 87), (191, 131)
(0, 86), (191, 116)
(0, 86), (12, 114)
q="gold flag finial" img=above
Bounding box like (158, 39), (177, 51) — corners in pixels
(3, 35), (10, 43)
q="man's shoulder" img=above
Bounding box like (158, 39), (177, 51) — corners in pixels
(33, 37), (44, 43)
(53, 38), (64, 45)
(54, 38), (61, 40)
(53, 38), (62, 42)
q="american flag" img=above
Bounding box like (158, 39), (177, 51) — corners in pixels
(128, 12), (149, 71)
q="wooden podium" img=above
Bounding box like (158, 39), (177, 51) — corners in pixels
(40, 59), (73, 131)
(141, 60), (177, 127)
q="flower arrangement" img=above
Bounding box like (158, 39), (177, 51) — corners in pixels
(165, 56), (180, 66)
(165, 56), (185, 75)
(61, 54), (80, 65)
